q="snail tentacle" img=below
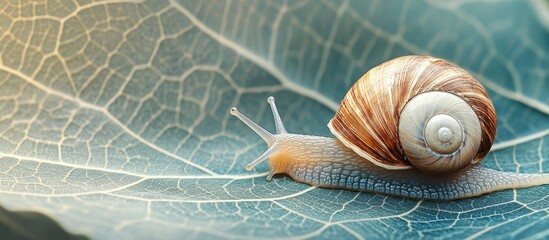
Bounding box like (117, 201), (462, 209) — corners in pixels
(245, 143), (278, 171)
(231, 96), (288, 180)
(267, 96), (287, 134)
(266, 168), (276, 181)
(230, 107), (274, 145)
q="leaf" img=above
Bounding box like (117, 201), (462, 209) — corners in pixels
(0, 0), (548, 239)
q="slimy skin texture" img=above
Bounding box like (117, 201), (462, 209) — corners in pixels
(270, 134), (548, 200)
(230, 96), (549, 200)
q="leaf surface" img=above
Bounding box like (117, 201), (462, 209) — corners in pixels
(0, 0), (548, 239)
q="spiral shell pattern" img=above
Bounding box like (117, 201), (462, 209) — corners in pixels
(398, 91), (482, 173)
(327, 55), (497, 173)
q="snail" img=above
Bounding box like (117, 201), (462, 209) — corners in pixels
(230, 55), (549, 200)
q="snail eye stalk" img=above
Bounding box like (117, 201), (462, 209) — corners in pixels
(267, 96), (287, 134)
(230, 96), (287, 175)
(230, 107), (274, 145)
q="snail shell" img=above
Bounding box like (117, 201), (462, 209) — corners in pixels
(328, 56), (497, 174)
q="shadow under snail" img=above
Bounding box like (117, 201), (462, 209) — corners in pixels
(230, 55), (549, 200)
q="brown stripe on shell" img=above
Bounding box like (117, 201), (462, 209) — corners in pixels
(327, 55), (497, 169)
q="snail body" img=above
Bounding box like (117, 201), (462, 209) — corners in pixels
(230, 56), (549, 200)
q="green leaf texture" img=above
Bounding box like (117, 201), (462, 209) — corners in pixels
(0, 0), (548, 239)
